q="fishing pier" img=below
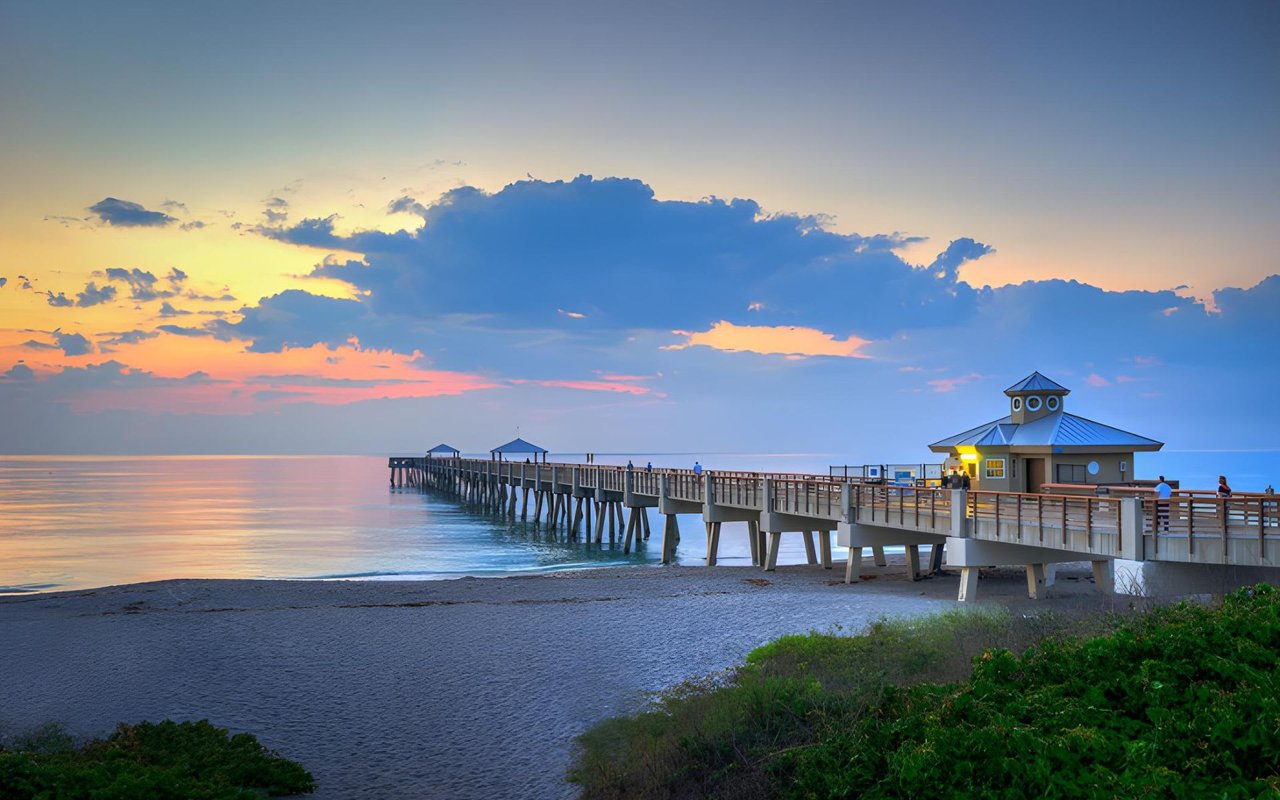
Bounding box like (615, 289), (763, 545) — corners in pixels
(388, 373), (1280, 601)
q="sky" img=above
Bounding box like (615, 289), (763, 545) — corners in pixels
(0, 0), (1277, 459)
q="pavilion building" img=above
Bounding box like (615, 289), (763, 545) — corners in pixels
(928, 372), (1163, 493)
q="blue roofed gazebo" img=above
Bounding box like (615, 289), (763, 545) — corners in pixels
(928, 372), (1162, 492)
(490, 437), (549, 463)
(427, 443), (460, 458)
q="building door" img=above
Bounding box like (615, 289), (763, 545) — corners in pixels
(1026, 458), (1046, 493)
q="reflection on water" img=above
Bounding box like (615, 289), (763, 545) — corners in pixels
(0, 455), (812, 594)
(1, 450), (1274, 594)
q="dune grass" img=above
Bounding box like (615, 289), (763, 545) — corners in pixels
(570, 585), (1280, 799)
(0, 719), (314, 799)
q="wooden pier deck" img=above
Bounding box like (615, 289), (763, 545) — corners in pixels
(388, 456), (1280, 601)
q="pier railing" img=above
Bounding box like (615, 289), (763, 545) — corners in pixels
(770, 478), (842, 519)
(969, 490), (1123, 556)
(1141, 495), (1280, 564)
(852, 484), (952, 533)
(710, 474), (763, 509)
(410, 456), (1278, 567)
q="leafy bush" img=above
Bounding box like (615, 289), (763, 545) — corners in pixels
(0, 719), (314, 799)
(570, 585), (1280, 799)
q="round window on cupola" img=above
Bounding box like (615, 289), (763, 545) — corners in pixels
(1026, 396), (1042, 412)
(1012, 397), (1023, 412)
(1046, 396), (1060, 411)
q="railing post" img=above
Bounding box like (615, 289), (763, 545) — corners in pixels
(951, 489), (969, 537)
(704, 472), (714, 505)
(1120, 497), (1143, 560)
(841, 482), (853, 524)
(763, 477), (774, 513)
(624, 469), (634, 507)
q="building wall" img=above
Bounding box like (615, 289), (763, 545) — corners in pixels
(1045, 452), (1135, 485)
(970, 451), (1137, 492)
(975, 454), (1016, 492)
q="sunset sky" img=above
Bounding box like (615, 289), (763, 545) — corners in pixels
(1, 1), (1277, 457)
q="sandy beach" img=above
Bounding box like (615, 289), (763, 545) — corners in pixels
(1, 561), (1116, 799)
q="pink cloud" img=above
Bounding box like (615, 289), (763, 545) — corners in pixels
(512, 378), (649, 395)
(927, 372), (984, 393)
(1085, 373), (1110, 387)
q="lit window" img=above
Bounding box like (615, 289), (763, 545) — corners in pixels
(985, 458), (1006, 479)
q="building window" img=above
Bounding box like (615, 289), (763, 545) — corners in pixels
(1012, 397), (1023, 412)
(1046, 396), (1060, 411)
(985, 458), (1006, 479)
(1026, 396), (1042, 412)
(1056, 463), (1087, 483)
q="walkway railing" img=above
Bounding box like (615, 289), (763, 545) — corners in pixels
(1142, 496), (1280, 563)
(853, 484), (951, 533)
(770, 478), (842, 518)
(969, 490), (1123, 557)
(408, 457), (1277, 566)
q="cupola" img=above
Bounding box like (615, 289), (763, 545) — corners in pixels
(1004, 371), (1069, 424)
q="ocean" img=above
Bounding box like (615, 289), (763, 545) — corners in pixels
(2, 450), (1276, 594)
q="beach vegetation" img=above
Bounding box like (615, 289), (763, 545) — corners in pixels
(569, 584), (1280, 799)
(0, 719), (314, 799)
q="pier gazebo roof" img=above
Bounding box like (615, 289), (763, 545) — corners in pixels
(1004, 371), (1069, 395)
(490, 437), (549, 462)
(929, 411), (1162, 453)
(427, 443), (460, 456)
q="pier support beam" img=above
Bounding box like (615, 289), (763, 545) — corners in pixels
(661, 514), (681, 565)
(704, 522), (722, 566)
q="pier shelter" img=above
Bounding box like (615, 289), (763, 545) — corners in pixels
(427, 443), (460, 458)
(929, 372), (1162, 493)
(491, 437), (549, 463)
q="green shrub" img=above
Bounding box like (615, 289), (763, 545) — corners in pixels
(570, 585), (1280, 799)
(0, 719), (314, 799)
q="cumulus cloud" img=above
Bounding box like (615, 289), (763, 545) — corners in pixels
(277, 176), (988, 340)
(99, 330), (159, 346)
(76, 282), (117, 307)
(41, 331), (94, 356)
(44, 291), (74, 307)
(88, 198), (176, 227)
(157, 324), (206, 336)
(209, 290), (375, 353)
(105, 268), (175, 301)
(387, 195), (429, 217)
(3, 363), (35, 380)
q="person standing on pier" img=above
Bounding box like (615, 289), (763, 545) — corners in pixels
(1155, 475), (1172, 531)
(627, 460), (633, 470)
(693, 461), (703, 476)
(1217, 475), (1233, 498)
(645, 462), (652, 473)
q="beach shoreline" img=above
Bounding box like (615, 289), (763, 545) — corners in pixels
(4, 562), (1118, 799)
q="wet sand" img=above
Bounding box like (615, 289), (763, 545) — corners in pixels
(0, 561), (1114, 798)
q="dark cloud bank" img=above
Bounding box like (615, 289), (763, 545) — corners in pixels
(4, 176), (1277, 453)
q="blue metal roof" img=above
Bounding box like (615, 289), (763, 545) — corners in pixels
(930, 411), (1161, 451)
(427, 443), (459, 454)
(1004, 371), (1070, 395)
(490, 437), (548, 454)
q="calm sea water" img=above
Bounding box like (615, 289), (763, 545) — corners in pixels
(1, 451), (1275, 594)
